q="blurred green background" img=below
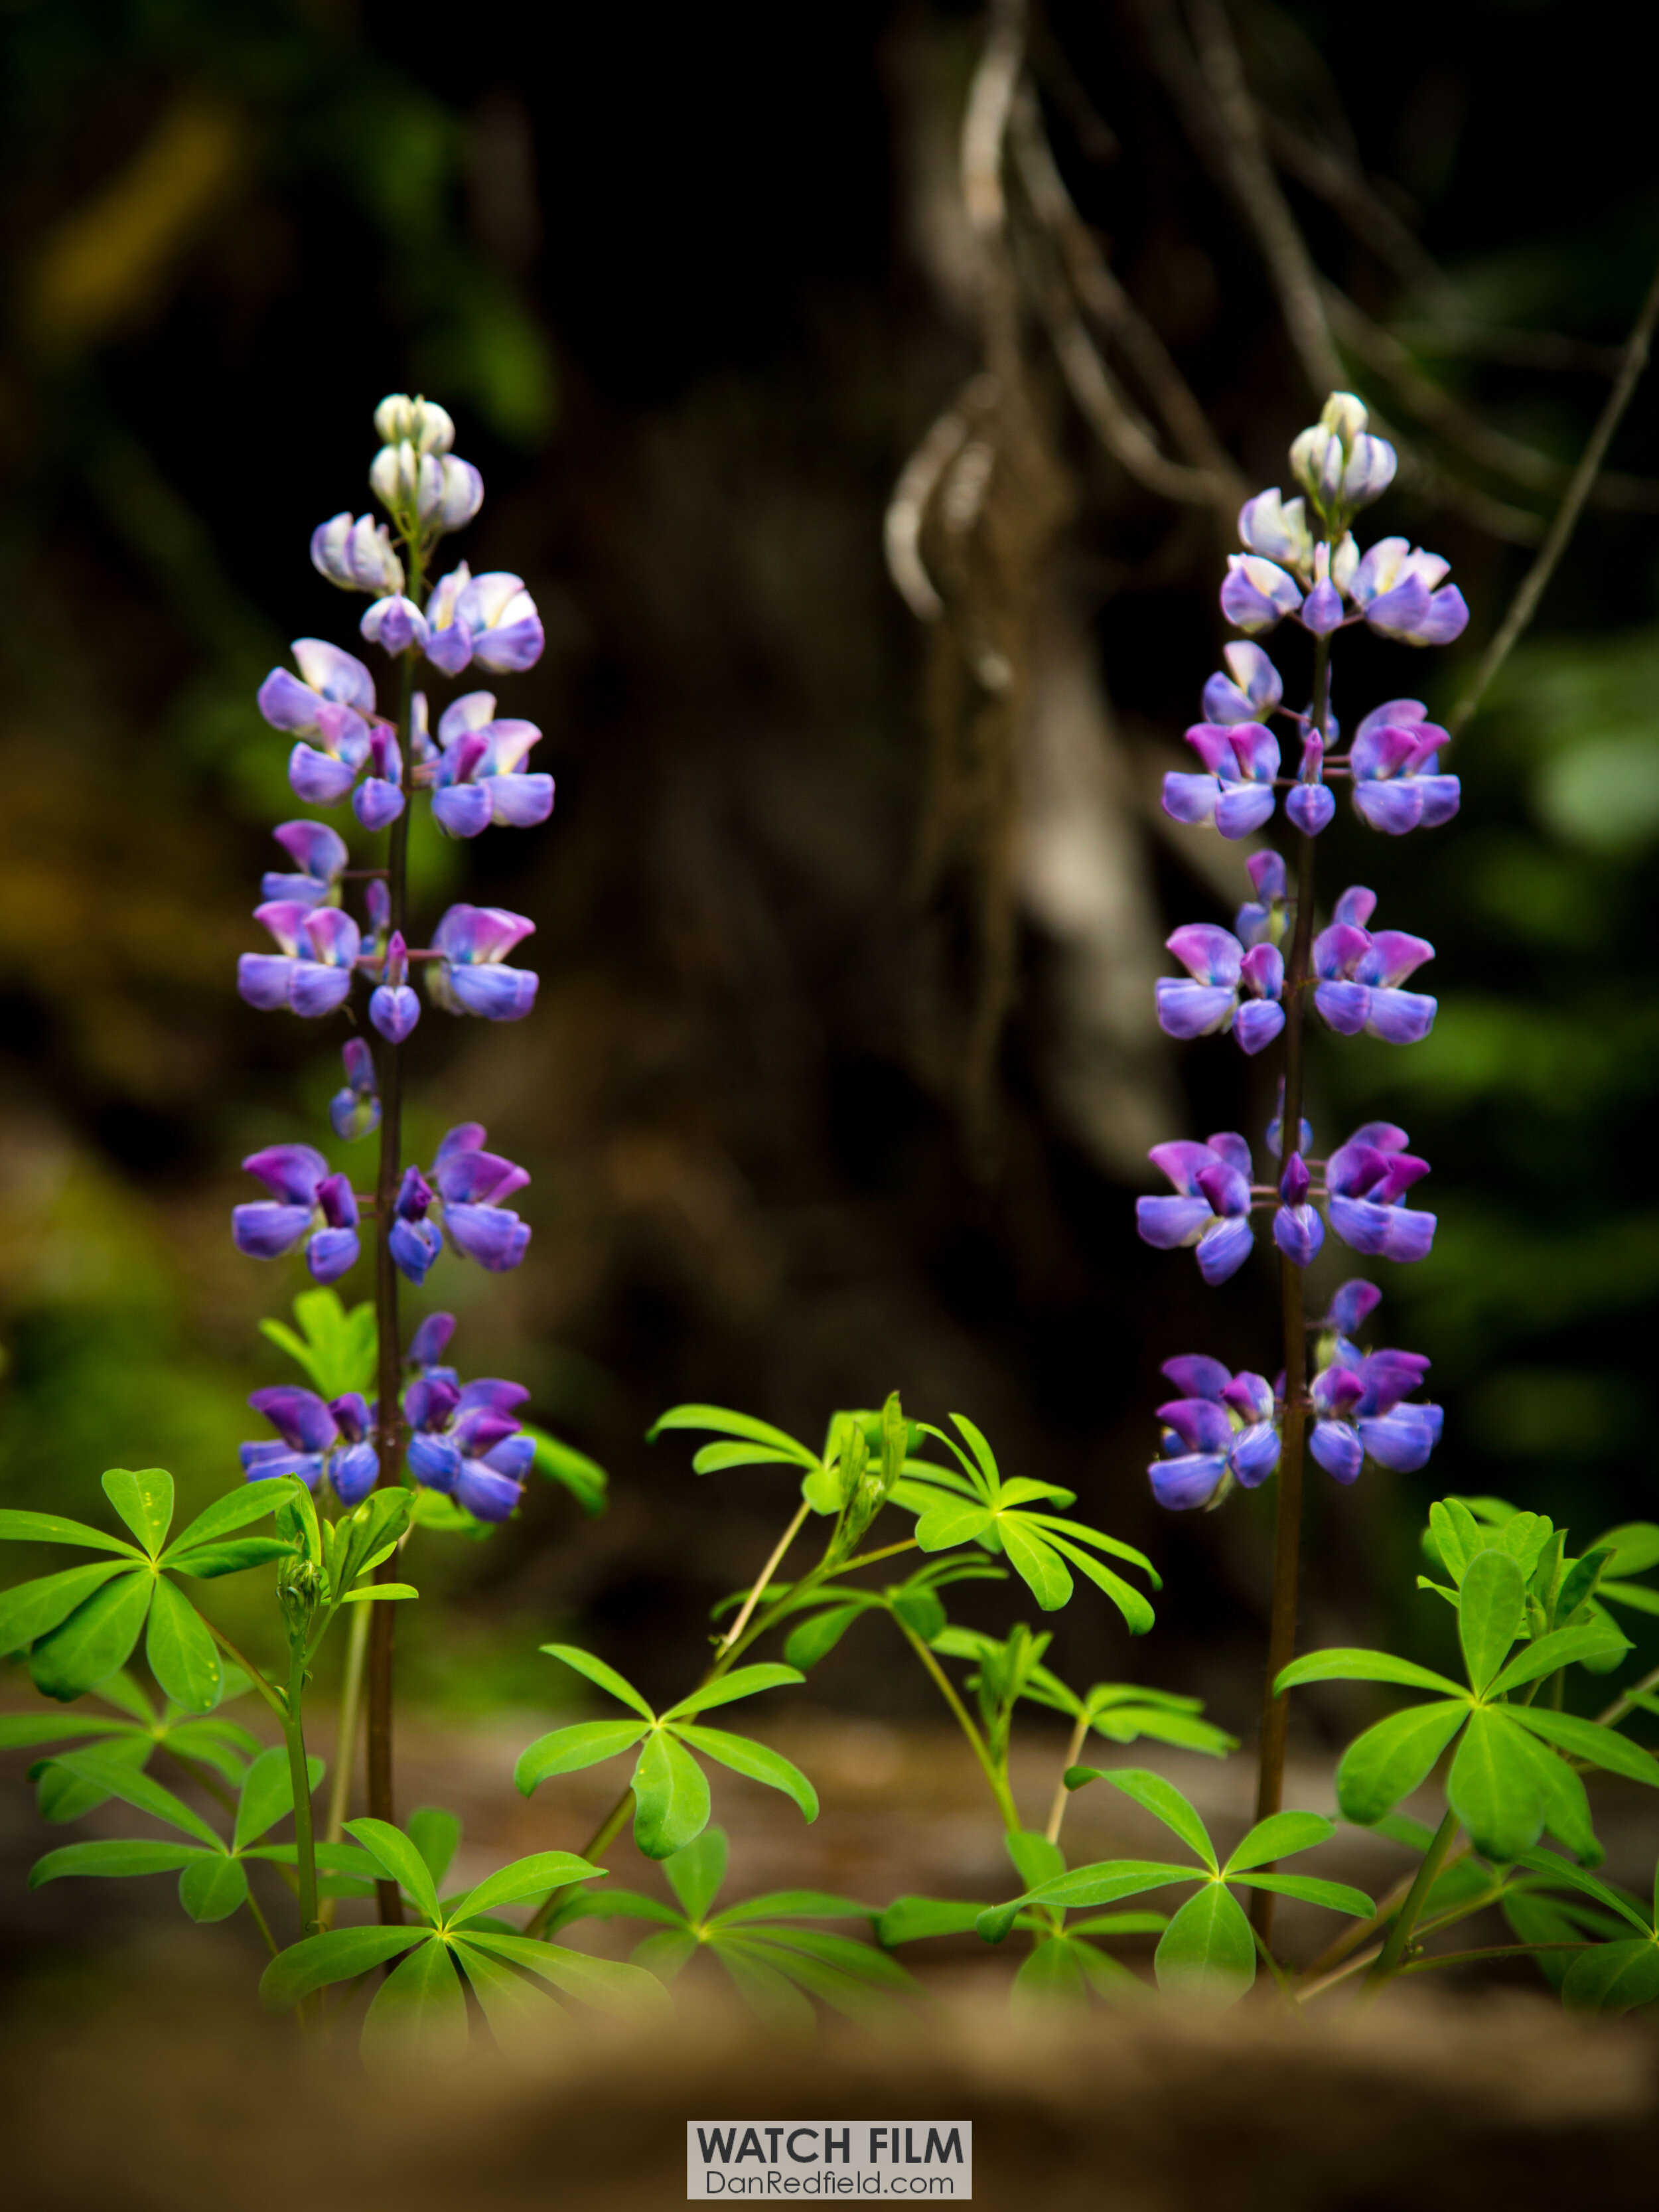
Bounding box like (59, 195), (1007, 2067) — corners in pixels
(1, 0), (1655, 1738)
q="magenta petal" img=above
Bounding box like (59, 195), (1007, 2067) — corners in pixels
(1220, 1370), (1273, 1422)
(1285, 784), (1335, 835)
(1315, 979), (1371, 1035)
(1327, 1279), (1382, 1335)
(1239, 942), (1283, 999)
(1160, 1354), (1232, 1400)
(242, 1143), (330, 1202)
(1166, 923), (1244, 988)
(1156, 1397), (1234, 1454)
(1273, 1203), (1324, 1266)
(1204, 1131), (1253, 1179)
(1313, 922), (1370, 980)
(1196, 1163), (1250, 1218)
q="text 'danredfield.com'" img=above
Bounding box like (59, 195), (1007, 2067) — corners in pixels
(686, 2123), (973, 2198)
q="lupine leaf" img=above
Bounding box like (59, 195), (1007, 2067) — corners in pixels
(0, 1561), (135, 1657)
(1513, 1847), (1654, 1935)
(1597, 1523), (1659, 1578)
(362, 1938), (469, 2070)
(0, 1511), (143, 1557)
(172, 1537), (295, 1581)
(1022, 1515), (1159, 1578)
(1089, 1768), (1216, 1870)
(96, 1669), (159, 1722)
(647, 1406), (818, 1464)
(747, 1927), (916, 1990)
(463, 1931), (673, 2016)
(234, 1745), (324, 1852)
(450, 1851), (607, 1925)
(165, 1718), (259, 1784)
(338, 1583), (418, 1603)
(713, 1943), (816, 2029)
(912, 1501), (995, 1552)
(1562, 1939), (1659, 2016)
(691, 1442), (806, 1475)
(1526, 1732), (1601, 1866)
(1488, 1621), (1630, 1696)
(29, 1572), (153, 1702)
(663, 1826), (727, 1922)
(632, 1729), (711, 1859)
(1090, 1707), (1236, 1756)
(784, 1603), (870, 1670)
(30, 1839), (206, 1886)
(1508, 1706), (1659, 1786)
(163, 1479), (292, 1563)
(1228, 1873), (1376, 1915)
(34, 1732), (150, 1820)
(1276, 1648), (1466, 1698)
(877, 1897), (989, 1945)
(452, 1939), (569, 2047)
(715, 1891), (876, 1927)
(1005, 1829), (1066, 1891)
(1223, 1810), (1334, 1874)
(977, 1862), (1200, 1944)
(1599, 1581), (1659, 1617)
(514, 1719), (650, 1793)
(944, 1413), (1001, 1491)
(1037, 1532), (1156, 1633)
(1074, 1939), (1153, 2003)
(675, 1724), (819, 1823)
(0, 1712), (141, 1750)
(1011, 1935), (1088, 2010)
(1070, 1911), (1169, 1937)
(47, 1747), (223, 1846)
(179, 1854), (249, 1923)
(661, 1664), (804, 1721)
(632, 1928), (700, 1979)
(1335, 1701), (1469, 1826)
(537, 1643), (655, 1720)
(572, 1887), (688, 1927)
(407, 1806), (463, 1890)
(1153, 1884), (1256, 2004)
(143, 1578), (221, 1713)
(344, 1818), (442, 1921)
(1448, 1709), (1548, 1862)
(100, 1469), (175, 1558)
(995, 1478), (1078, 1510)
(259, 1925), (425, 2010)
(1458, 1549), (1526, 1693)
(995, 1519), (1072, 1612)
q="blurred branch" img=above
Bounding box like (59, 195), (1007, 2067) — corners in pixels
(884, 376), (999, 620)
(961, 0), (1026, 250)
(1450, 252), (1659, 736)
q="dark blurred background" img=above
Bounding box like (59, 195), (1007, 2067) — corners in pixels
(1, 0), (1656, 1744)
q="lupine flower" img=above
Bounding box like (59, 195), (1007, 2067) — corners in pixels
(1220, 554), (1303, 635)
(1326, 1122), (1436, 1262)
(425, 903), (538, 1020)
(388, 1125), (532, 1284)
(233, 1145), (360, 1283)
(240, 1386), (380, 1505)
(1312, 889), (1437, 1043)
(1156, 924), (1283, 1054)
(257, 639), (376, 735)
(1348, 701), (1461, 833)
(329, 1039), (381, 1140)
(370, 445), (483, 535)
(239, 903), (360, 1017)
(1289, 394), (1398, 524)
(311, 513), (403, 595)
(430, 692), (555, 836)
(1147, 1356), (1280, 1510)
(1137, 1133), (1254, 1285)
(1298, 542), (1346, 637)
(286, 703), (372, 808)
(1234, 849), (1287, 947)
(1163, 722), (1279, 838)
(370, 931), (419, 1043)
(404, 1373), (534, 1522)
(352, 725), (404, 830)
(1272, 1152), (1324, 1265)
(421, 564), (544, 676)
(1349, 540), (1469, 646)
(261, 820), (348, 909)
(1307, 1280), (1441, 1481)
(1237, 492), (1314, 578)
(360, 595), (429, 658)
(1202, 640), (1283, 725)
(374, 394), (455, 453)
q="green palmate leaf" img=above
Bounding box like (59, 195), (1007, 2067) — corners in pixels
(713, 1945), (818, 2030)
(1222, 1810), (1334, 1874)
(575, 1887), (687, 1928)
(30, 1571), (153, 1702)
(162, 1479), (291, 1562)
(96, 1669), (159, 1722)
(1005, 1829), (1066, 1892)
(662, 1664), (804, 1720)
(1011, 1936), (1088, 2010)
(344, 1818), (441, 1921)
(1035, 1536), (1156, 1635)
(1503, 1891), (1595, 1990)
(261, 1925), (426, 2010)
(1514, 1847), (1654, 1936)
(1336, 1701), (1470, 1826)
(889, 1587), (948, 1640)
(648, 1405), (818, 1463)
(538, 1643), (655, 1720)
(1555, 1546), (1617, 1621)
(167, 1538), (293, 1580)
(100, 1469), (175, 1558)
(234, 1746), (324, 1852)
(525, 1426), (609, 1517)
(0, 1510), (143, 1557)
(877, 1897), (989, 1945)
(453, 1939), (569, 2048)
(47, 1747), (222, 1846)
(179, 1854), (248, 1923)
(1562, 1939), (1659, 2016)
(1023, 1515), (1159, 1579)
(1447, 1709), (1548, 1862)
(977, 1862), (1200, 1944)
(1488, 1621), (1631, 1696)
(35, 1733), (149, 1820)
(166, 1718), (259, 1785)
(338, 1583), (419, 1603)
(784, 1603), (869, 1670)
(1071, 1911), (1169, 1937)
(0, 1710), (140, 1750)
(1600, 1582), (1659, 1618)
(1228, 1873), (1376, 1916)
(691, 1441), (806, 1475)
(632, 1730), (711, 1860)
(1091, 1769), (1217, 1870)
(1518, 1727), (1601, 1865)
(1427, 1499), (1482, 1583)
(995, 1478), (1076, 1511)
(716, 1891), (875, 1927)
(945, 1413), (1001, 1491)
(464, 1930), (673, 2016)
(1458, 1550), (1526, 1694)
(451, 1851), (607, 1925)
(1509, 1706), (1659, 1787)
(260, 1290), (377, 1400)
(1275, 1648), (1465, 1698)
(676, 1724), (819, 1823)
(407, 1806), (463, 1891)
(514, 1719), (650, 1793)
(0, 1560), (134, 1657)
(362, 1939), (469, 2071)
(632, 1927), (700, 1979)
(30, 1838), (205, 1887)
(664, 1827), (727, 1922)
(1090, 1707), (1236, 1757)
(1153, 1884), (1256, 2006)
(995, 1520), (1073, 1612)
(1598, 1523), (1659, 1578)
(143, 1577), (221, 1713)
(1074, 1941), (1152, 2004)
(912, 1501), (995, 1552)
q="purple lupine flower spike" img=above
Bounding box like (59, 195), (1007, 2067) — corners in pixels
(1312, 889), (1437, 1043)
(427, 904), (538, 1021)
(329, 1039), (381, 1140)
(403, 1353), (534, 1522)
(423, 564), (474, 674)
(1348, 703), (1461, 834)
(239, 903), (361, 1017)
(257, 639), (376, 734)
(370, 931), (420, 1043)
(1325, 1123), (1436, 1262)
(1163, 722), (1280, 838)
(431, 693), (555, 836)
(1299, 543), (1344, 637)
(263, 820), (349, 908)
(1273, 1152), (1324, 1266)
(233, 1145), (361, 1281)
(455, 572), (544, 673)
(1202, 641), (1283, 725)
(429, 1123), (532, 1271)
(1307, 1280), (1441, 1482)
(1137, 1132), (1254, 1285)
(240, 1384), (379, 1503)
(1147, 1357), (1280, 1510)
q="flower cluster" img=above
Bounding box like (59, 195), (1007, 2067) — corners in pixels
(239, 1311), (535, 1523)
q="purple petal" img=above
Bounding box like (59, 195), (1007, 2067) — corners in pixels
(454, 1462), (526, 1520)
(232, 1201), (313, 1260)
(1279, 1151), (1311, 1205)
(330, 1392), (372, 1443)
(306, 1226), (360, 1284)
(1161, 772), (1221, 826)
(1239, 942), (1283, 999)
(329, 1084), (381, 1142)
(303, 907), (361, 966)
(258, 668), (324, 733)
(250, 1384), (338, 1453)
(238, 954), (298, 1011)
(273, 820), (348, 880)
(432, 784), (493, 838)
(423, 622), (475, 676)
(1416, 774), (1461, 828)
(480, 1434), (536, 1481)
(1285, 783), (1335, 836)
(1148, 1140), (1220, 1195)
(431, 1149), (529, 1205)
(1313, 922), (1369, 981)
(1273, 1203), (1324, 1266)
(1226, 723), (1281, 783)
(456, 1377), (532, 1418)
(1310, 1420), (1364, 1484)
(1327, 1280), (1382, 1336)
(1166, 923), (1244, 988)
(1415, 587), (1469, 645)
(353, 778), (406, 832)
(443, 1202), (531, 1271)
(1315, 980), (1371, 1036)
(1196, 1215), (1253, 1285)
(1247, 849), (1287, 900)
(431, 903), (536, 964)
(452, 1409), (520, 1457)
(328, 1443), (380, 1507)
(390, 1217), (443, 1285)
(1214, 783), (1278, 840)
(407, 1430), (463, 1491)
(1156, 979), (1237, 1041)
(288, 964), (356, 1019)
(288, 745), (358, 806)
(1233, 999), (1285, 1055)
(1299, 579), (1344, 635)
(445, 962), (539, 1020)
(468, 617), (545, 674)
(1350, 722), (1421, 783)
(1157, 1397), (1234, 1454)
(1354, 700), (1429, 745)
(316, 1171), (358, 1230)
(407, 1313), (457, 1367)
(1352, 780), (1425, 836)
(1358, 1404), (1443, 1471)
(1149, 1452), (1228, 1511)
(1228, 1421), (1280, 1487)
(1357, 931), (1433, 988)
(242, 1144), (328, 1203)
(1363, 575), (1432, 640)
(405, 1374), (461, 1431)
(1137, 1194), (1211, 1254)
(1202, 672), (1252, 723)
(1331, 886), (1378, 929)
(1196, 1163), (1250, 1218)
(1159, 1355), (1232, 1400)
(1355, 1350), (1433, 1415)
(291, 639), (376, 711)
(240, 1448), (322, 1489)
(1365, 989), (1437, 1045)
(1204, 1131), (1254, 1179)
(1311, 1365), (1365, 1419)
(370, 984), (421, 1043)
(1220, 1371), (1275, 1423)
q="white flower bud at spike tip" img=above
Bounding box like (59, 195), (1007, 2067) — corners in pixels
(413, 453), (484, 532)
(1342, 434), (1398, 510)
(1289, 425), (1334, 500)
(373, 394), (456, 454)
(1321, 392), (1369, 446)
(370, 440), (421, 512)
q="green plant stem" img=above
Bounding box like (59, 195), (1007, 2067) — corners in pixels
(202, 1620), (286, 1721)
(1364, 1808), (1458, 1992)
(719, 1502), (811, 1653)
(281, 1643), (321, 1943)
(1596, 1659), (1659, 1731)
(1044, 1710), (1092, 1844)
(894, 1613), (1021, 1834)
(326, 1597), (370, 1845)
(522, 1788), (638, 1940)
(245, 1883), (281, 1960)
(1299, 1840), (1477, 1986)
(1397, 1941), (1593, 1974)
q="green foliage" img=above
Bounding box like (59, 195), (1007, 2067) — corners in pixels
(514, 1646), (814, 1859)
(259, 1291), (376, 1402)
